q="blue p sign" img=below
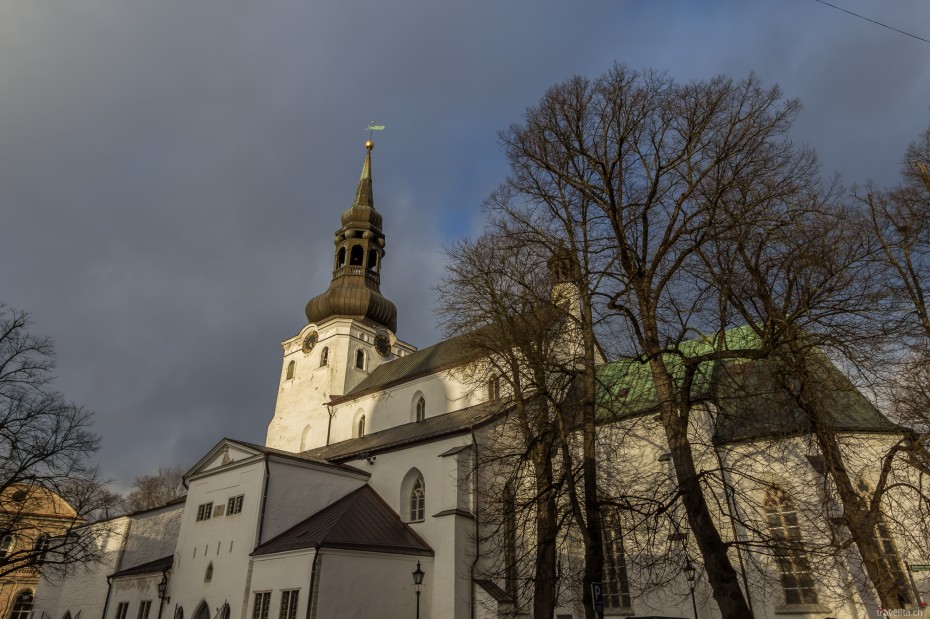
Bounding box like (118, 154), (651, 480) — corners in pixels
(591, 582), (604, 612)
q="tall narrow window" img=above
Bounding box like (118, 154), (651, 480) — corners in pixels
(355, 349), (365, 370)
(279, 591), (299, 619)
(114, 602), (129, 619)
(0, 534), (13, 559)
(349, 245), (364, 266)
(416, 397), (426, 422)
(857, 479), (913, 606)
(357, 415), (366, 438)
(488, 376), (500, 400)
(204, 562), (213, 582)
(336, 247), (346, 268)
(320, 347), (329, 367)
(252, 592), (271, 619)
(410, 475), (425, 521)
(603, 510), (633, 610)
(31, 533), (50, 564)
(300, 425), (312, 451)
(367, 249), (378, 271)
(137, 601), (152, 619)
(764, 486), (818, 605)
(9, 591), (34, 619)
(286, 360), (295, 380)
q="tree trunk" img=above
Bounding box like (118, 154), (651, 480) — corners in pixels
(651, 359), (754, 619)
(532, 439), (559, 619)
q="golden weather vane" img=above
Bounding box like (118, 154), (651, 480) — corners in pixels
(366, 121), (385, 149)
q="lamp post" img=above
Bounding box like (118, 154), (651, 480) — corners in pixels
(683, 558), (698, 619)
(412, 560), (425, 619)
(157, 572), (170, 603)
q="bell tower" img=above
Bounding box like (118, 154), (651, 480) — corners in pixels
(265, 141), (415, 453)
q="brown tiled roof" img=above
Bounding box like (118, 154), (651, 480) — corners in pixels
(334, 332), (483, 403)
(251, 485), (432, 557)
(303, 399), (507, 462)
(110, 555), (173, 579)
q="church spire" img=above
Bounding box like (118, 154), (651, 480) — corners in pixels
(353, 140), (374, 208)
(304, 141), (398, 332)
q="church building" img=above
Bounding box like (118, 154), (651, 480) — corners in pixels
(32, 142), (928, 619)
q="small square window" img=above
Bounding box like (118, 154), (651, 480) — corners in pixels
(227, 495), (244, 515)
(196, 502), (213, 521)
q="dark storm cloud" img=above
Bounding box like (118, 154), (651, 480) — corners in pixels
(1, 0), (928, 489)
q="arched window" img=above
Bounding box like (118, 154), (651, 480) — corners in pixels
(350, 245), (364, 266)
(8, 590), (34, 619)
(0, 533), (13, 559)
(63, 612), (72, 619)
(300, 425), (312, 451)
(204, 562), (213, 582)
(192, 602), (210, 619)
(320, 347), (329, 367)
(410, 475), (425, 521)
(857, 478), (913, 605)
(357, 415), (366, 438)
(336, 247), (346, 268)
(763, 486), (818, 605)
(286, 360), (295, 380)
(416, 397), (426, 422)
(174, 607), (183, 619)
(218, 604), (230, 619)
(367, 249), (378, 271)
(355, 349), (365, 370)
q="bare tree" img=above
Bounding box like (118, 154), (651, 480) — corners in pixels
(124, 465), (186, 512)
(0, 304), (111, 578)
(491, 64), (824, 617)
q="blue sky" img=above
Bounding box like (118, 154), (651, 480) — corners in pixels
(1, 0), (928, 489)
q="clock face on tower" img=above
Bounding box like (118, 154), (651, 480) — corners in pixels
(374, 333), (391, 357)
(302, 331), (318, 354)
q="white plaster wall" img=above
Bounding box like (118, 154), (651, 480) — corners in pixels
(248, 550), (315, 619)
(107, 575), (167, 619)
(34, 518), (130, 619)
(341, 435), (475, 619)
(169, 459), (266, 619)
(314, 550), (432, 619)
(118, 503), (184, 574)
(265, 319), (415, 452)
(260, 459), (367, 542)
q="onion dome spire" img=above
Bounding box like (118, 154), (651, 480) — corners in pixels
(305, 141), (397, 332)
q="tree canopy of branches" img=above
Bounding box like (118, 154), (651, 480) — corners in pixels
(442, 64), (930, 617)
(0, 304), (110, 578)
(125, 465), (186, 513)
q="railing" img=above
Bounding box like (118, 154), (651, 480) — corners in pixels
(331, 266), (381, 283)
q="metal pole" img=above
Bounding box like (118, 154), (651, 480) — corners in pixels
(415, 590), (420, 619)
(690, 585), (699, 619)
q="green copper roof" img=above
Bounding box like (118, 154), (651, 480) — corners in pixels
(594, 327), (899, 443)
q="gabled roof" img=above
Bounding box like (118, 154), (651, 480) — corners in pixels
(333, 332), (482, 403)
(251, 485), (432, 557)
(185, 438), (369, 481)
(303, 399), (507, 462)
(110, 554), (173, 579)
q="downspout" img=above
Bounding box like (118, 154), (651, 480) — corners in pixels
(256, 455), (271, 545)
(325, 402), (334, 446)
(305, 545), (322, 619)
(469, 429), (480, 619)
(101, 576), (114, 619)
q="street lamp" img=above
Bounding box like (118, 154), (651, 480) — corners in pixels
(412, 561), (425, 619)
(684, 558), (698, 619)
(157, 572), (170, 603)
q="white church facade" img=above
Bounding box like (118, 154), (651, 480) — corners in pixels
(32, 143), (928, 619)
